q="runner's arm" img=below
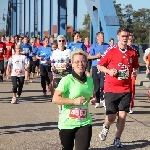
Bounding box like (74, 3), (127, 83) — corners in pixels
(52, 90), (74, 105)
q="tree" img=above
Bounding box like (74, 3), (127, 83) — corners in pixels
(113, 1), (150, 43)
(78, 13), (90, 40)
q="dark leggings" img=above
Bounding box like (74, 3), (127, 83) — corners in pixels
(11, 76), (25, 96)
(59, 125), (92, 150)
(92, 66), (105, 103)
(40, 65), (51, 93)
(29, 61), (37, 73)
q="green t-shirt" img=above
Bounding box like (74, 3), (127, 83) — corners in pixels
(56, 74), (94, 129)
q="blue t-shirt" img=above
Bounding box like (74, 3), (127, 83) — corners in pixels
(67, 42), (87, 51)
(36, 46), (52, 66)
(29, 46), (38, 60)
(20, 43), (32, 58)
(89, 43), (109, 66)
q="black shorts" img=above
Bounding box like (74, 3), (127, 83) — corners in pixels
(36, 60), (40, 67)
(0, 60), (4, 74)
(105, 92), (132, 115)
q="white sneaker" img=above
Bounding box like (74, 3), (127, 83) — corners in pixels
(101, 100), (106, 108)
(11, 97), (16, 104)
(95, 103), (100, 108)
(129, 108), (133, 114)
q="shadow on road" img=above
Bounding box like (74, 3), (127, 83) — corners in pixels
(0, 122), (58, 135)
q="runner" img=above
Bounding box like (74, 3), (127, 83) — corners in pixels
(0, 39), (6, 82)
(109, 38), (115, 47)
(67, 31), (87, 51)
(84, 37), (91, 76)
(52, 49), (95, 150)
(97, 28), (139, 148)
(50, 35), (71, 114)
(4, 35), (15, 79)
(20, 36), (32, 84)
(6, 44), (30, 104)
(36, 37), (53, 97)
(34, 37), (42, 76)
(127, 33), (138, 114)
(29, 38), (38, 82)
(88, 32), (109, 108)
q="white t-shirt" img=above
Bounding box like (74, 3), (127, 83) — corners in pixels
(50, 49), (71, 70)
(144, 48), (150, 57)
(8, 55), (30, 77)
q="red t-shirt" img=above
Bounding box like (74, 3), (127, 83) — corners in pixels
(98, 44), (139, 93)
(34, 42), (43, 48)
(4, 42), (15, 59)
(0, 42), (6, 60)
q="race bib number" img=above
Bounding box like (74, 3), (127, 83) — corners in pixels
(69, 106), (87, 121)
(55, 63), (66, 70)
(15, 69), (22, 75)
(118, 69), (129, 80)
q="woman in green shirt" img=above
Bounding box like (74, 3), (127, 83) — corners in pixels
(52, 49), (95, 150)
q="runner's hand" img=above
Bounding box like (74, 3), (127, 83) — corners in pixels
(90, 97), (96, 105)
(73, 96), (86, 105)
(108, 69), (117, 76)
(132, 70), (137, 77)
(96, 53), (101, 58)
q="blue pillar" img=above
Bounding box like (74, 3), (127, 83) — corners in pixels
(92, 7), (99, 43)
(90, 22), (93, 44)
(19, 0), (22, 36)
(34, 0), (38, 37)
(10, 0), (13, 36)
(29, 0), (31, 37)
(73, 0), (77, 31)
(12, 0), (17, 36)
(41, 0), (44, 39)
(24, 0), (26, 35)
(57, 0), (67, 35)
(49, 0), (53, 35)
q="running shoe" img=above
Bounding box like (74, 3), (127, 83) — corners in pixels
(129, 108), (133, 114)
(43, 92), (47, 97)
(95, 103), (100, 108)
(113, 138), (123, 148)
(99, 124), (109, 141)
(11, 97), (17, 104)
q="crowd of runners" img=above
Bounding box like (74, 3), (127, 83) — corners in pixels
(0, 28), (143, 149)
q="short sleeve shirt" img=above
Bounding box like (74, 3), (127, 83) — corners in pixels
(56, 74), (94, 129)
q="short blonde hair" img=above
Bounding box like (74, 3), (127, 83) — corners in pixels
(71, 49), (88, 63)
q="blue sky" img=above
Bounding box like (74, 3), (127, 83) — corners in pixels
(0, 0), (150, 32)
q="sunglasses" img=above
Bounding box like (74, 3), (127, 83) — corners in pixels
(58, 40), (65, 42)
(121, 35), (128, 38)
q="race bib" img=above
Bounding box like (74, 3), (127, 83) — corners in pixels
(55, 63), (66, 70)
(97, 59), (100, 62)
(118, 69), (129, 80)
(0, 48), (3, 52)
(69, 106), (87, 121)
(14, 69), (22, 75)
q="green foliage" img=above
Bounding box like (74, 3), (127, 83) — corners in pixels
(113, 1), (150, 43)
(78, 12), (90, 40)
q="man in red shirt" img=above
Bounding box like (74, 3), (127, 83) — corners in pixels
(97, 28), (139, 148)
(0, 38), (6, 81)
(4, 36), (15, 79)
